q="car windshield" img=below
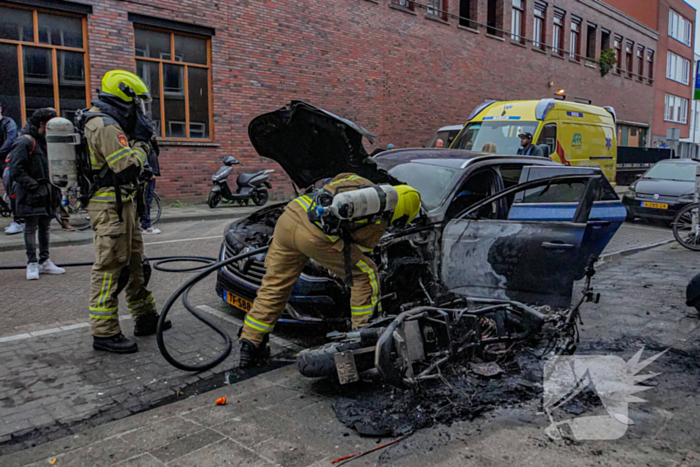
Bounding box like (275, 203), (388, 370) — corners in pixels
(452, 121), (540, 153)
(643, 163), (696, 182)
(388, 162), (459, 210)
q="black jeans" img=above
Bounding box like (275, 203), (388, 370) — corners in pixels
(24, 215), (51, 264)
(140, 179), (156, 229)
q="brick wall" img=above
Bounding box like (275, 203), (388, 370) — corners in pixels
(53, 0), (662, 201)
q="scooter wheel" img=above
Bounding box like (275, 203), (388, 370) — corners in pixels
(207, 192), (222, 209)
(297, 341), (375, 378)
(252, 190), (269, 206)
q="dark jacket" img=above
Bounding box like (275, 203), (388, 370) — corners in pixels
(517, 143), (545, 157)
(147, 140), (160, 176)
(8, 123), (59, 217)
(0, 116), (18, 166)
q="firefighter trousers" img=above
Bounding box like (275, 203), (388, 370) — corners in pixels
(240, 210), (381, 346)
(88, 200), (157, 337)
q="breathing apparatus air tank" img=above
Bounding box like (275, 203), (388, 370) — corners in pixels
(325, 185), (399, 220)
(46, 117), (79, 195)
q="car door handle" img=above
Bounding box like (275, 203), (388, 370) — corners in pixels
(588, 220), (611, 228)
(541, 241), (576, 250)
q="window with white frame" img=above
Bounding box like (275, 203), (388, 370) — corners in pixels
(512, 0), (524, 43)
(665, 94), (689, 124)
(533, 2), (545, 50)
(666, 51), (690, 85)
(570, 17), (581, 60)
(552, 8), (564, 55)
(668, 9), (692, 47)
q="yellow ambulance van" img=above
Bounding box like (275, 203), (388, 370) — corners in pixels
(450, 99), (618, 183)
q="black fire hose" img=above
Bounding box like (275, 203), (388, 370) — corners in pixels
(1, 248), (269, 373)
(0, 256), (218, 271)
(156, 246), (269, 372)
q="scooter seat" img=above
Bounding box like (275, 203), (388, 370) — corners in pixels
(237, 171), (267, 186)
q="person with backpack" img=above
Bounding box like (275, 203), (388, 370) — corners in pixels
(81, 70), (170, 354)
(140, 140), (160, 234)
(0, 102), (22, 235)
(8, 108), (65, 279)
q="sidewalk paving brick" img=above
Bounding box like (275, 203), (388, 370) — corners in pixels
(0, 210), (690, 465)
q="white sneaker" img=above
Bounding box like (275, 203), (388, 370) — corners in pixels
(40, 259), (66, 275)
(5, 222), (23, 235)
(26, 262), (40, 280)
(142, 227), (161, 234)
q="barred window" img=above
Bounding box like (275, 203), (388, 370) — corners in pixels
(135, 27), (212, 140)
(0, 5), (88, 125)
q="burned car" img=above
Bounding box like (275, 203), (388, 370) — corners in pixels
(216, 101), (626, 329)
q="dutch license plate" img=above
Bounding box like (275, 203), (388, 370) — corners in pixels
(334, 351), (360, 385)
(225, 291), (253, 312)
(641, 202), (668, 209)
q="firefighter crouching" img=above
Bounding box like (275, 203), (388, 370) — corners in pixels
(239, 173), (421, 367)
(84, 70), (171, 354)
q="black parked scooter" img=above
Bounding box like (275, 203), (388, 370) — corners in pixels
(207, 156), (273, 208)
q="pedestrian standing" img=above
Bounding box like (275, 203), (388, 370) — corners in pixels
(140, 138), (161, 234)
(0, 102), (22, 235)
(8, 108), (65, 280)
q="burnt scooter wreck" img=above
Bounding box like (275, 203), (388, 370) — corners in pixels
(298, 265), (598, 388)
(207, 156), (274, 208)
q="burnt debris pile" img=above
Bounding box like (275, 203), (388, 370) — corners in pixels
(330, 350), (544, 437)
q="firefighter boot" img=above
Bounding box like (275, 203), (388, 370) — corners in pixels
(93, 332), (138, 354)
(133, 313), (172, 337)
(239, 335), (270, 368)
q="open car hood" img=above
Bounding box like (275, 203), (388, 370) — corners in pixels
(248, 101), (397, 188)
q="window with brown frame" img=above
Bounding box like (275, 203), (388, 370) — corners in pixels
(647, 49), (654, 83)
(134, 27), (211, 140)
(0, 4), (89, 126)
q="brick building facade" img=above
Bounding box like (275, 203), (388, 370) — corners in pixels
(0, 0), (668, 201)
(606, 0), (696, 145)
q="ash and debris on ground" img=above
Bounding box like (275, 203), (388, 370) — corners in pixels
(327, 349), (544, 437)
(321, 337), (700, 439)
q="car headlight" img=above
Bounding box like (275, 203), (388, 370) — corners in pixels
(679, 193), (696, 202)
(623, 187), (636, 197)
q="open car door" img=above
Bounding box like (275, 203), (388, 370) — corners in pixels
(441, 174), (602, 309)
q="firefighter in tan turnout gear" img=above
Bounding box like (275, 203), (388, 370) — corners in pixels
(85, 70), (171, 354)
(239, 173), (421, 367)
